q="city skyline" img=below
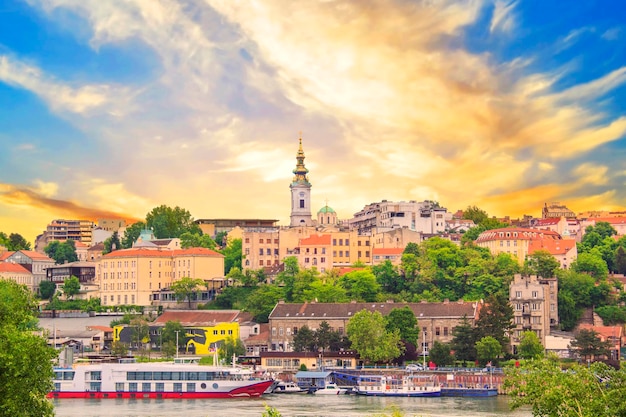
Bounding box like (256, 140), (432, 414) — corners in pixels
(1, 1), (626, 243)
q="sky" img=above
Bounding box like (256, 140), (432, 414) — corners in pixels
(1, 0), (626, 244)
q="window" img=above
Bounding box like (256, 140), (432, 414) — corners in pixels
(333, 239), (337, 246)
(259, 249), (263, 255)
(173, 383), (183, 392)
(245, 238), (250, 243)
(155, 383), (164, 392)
(300, 199), (305, 208)
(339, 239), (343, 245)
(515, 291), (522, 298)
(345, 239), (349, 245)
(266, 239), (271, 244)
(142, 383), (151, 392)
(115, 383), (124, 392)
(435, 327), (440, 336)
(346, 251), (350, 257)
(532, 291), (538, 298)
(129, 383), (138, 392)
(443, 327), (448, 336)
(187, 383), (196, 392)
(279, 327), (284, 336)
(365, 251), (369, 257)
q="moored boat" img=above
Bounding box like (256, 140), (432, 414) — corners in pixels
(440, 386), (498, 397)
(310, 383), (350, 395)
(354, 374), (441, 397)
(49, 359), (274, 399)
(271, 381), (305, 394)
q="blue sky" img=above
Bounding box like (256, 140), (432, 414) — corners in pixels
(1, 0), (626, 243)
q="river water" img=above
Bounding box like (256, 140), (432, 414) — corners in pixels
(53, 395), (533, 417)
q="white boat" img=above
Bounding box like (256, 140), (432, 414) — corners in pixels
(354, 374), (441, 397)
(49, 358), (274, 399)
(312, 383), (349, 395)
(271, 381), (304, 394)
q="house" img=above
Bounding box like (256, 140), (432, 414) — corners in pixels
(371, 247), (404, 265)
(527, 237), (578, 269)
(0, 250), (55, 293)
(475, 228), (563, 265)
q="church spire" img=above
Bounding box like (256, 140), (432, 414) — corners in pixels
(292, 134), (310, 185)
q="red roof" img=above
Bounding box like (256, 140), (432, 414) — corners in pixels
(0, 262), (31, 274)
(171, 248), (223, 257)
(300, 234), (332, 246)
(577, 323), (623, 340)
(336, 267), (365, 276)
(154, 310), (241, 325)
(103, 247), (223, 258)
(16, 250), (53, 261)
(528, 238), (576, 256)
(591, 217), (626, 225)
(0, 252), (13, 261)
(476, 228), (561, 243)
(534, 218), (560, 226)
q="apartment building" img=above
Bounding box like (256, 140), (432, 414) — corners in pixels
(347, 200), (447, 235)
(35, 219), (95, 252)
(475, 227), (563, 265)
(97, 247), (224, 306)
(528, 237), (578, 269)
(509, 274), (558, 353)
(0, 262), (35, 292)
(0, 250), (55, 292)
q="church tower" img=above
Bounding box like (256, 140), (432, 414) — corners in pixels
(290, 135), (313, 227)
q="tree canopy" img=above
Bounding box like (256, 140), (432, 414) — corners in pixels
(44, 240), (78, 265)
(0, 232), (31, 251)
(170, 277), (205, 308)
(347, 310), (403, 363)
(0, 280), (57, 416)
(145, 205), (202, 238)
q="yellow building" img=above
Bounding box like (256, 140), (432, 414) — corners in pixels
(98, 247), (224, 306)
(475, 227), (562, 265)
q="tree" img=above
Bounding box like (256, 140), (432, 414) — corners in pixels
(518, 330), (544, 359)
(170, 277), (205, 308)
(571, 251), (609, 281)
(111, 340), (129, 357)
(180, 232), (217, 250)
(2, 232), (32, 251)
(161, 320), (186, 348)
(0, 279), (56, 416)
(474, 293), (514, 353)
(145, 205), (201, 238)
(525, 250), (560, 278)
(44, 240), (78, 264)
(505, 358), (626, 417)
(475, 336), (502, 366)
(103, 231), (122, 255)
(315, 321), (341, 354)
(122, 221), (145, 248)
(219, 336), (246, 364)
(428, 341), (453, 367)
(292, 325), (316, 352)
(569, 329), (612, 361)
(347, 310), (403, 363)
(62, 276), (81, 300)
(372, 260), (403, 293)
(614, 246), (626, 274)
(338, 270), (380, 302)
(130, 317), (149, 349)
(450, 316), (476, 362)
(462, 205), (488, 225)
(221, 238), (242, 276)
(244, 285), (284, 323)
(39, 280), (56, 300)
(385, 307), (419, 345)
(276, 256), (299, 302)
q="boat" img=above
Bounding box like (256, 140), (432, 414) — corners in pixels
(310, 383), (350, 395)
(439, 369), (498, 397)
(48, 358), (274, 399)
(354, 374), (441, 397)
(440, 386), (498, 397)
(271, 381), (305, 394)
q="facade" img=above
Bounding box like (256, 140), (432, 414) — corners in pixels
(542, 202), (576, 219)
(532, 217), (582, 242)
(260, 351), (357, 372)
(509, 274), (558, 352)
(372, 247), (404, 265)
(97, 218), (127, 232)
(298, 234), (332, 272)
(372, 228), (422, 249)
(0, 262), (35, 291)
(97, 247), (224, 307)
(347, 200), (447, 235)
(267, 300), (479, 352)
(0, 250), (55, 292)
(579, 216), (626, 237)
(528, 237), (578, 269)
(46, 261), (96, 284)
(195, 219), (279, 239)
(475, 227), (563, 265)
(289, 138), (313, 227)
(317, 205), (338, 226)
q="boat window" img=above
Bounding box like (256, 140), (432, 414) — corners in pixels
(64, 371), (75, 380)
(142, 383), (151, 392)
(171, 372), (181, 380)
(115, 383), (124, 392)
(173, 383), (183, 392)
(129, 383), (138, 392)
(90, 382), (101, 392)
(155, 383), (164, 392)
(187, 383), (196, 392)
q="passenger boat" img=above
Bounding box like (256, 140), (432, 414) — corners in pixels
(440, 386), (498, 397)
(354, 374), (441, 397)
(49, 358), (274, 399)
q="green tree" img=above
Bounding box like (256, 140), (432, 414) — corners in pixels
(518, 330), (544, 359)
(2, 232), (32, 251)
(614, 246), (626, 274)
(130, 317), (149, 349)
(428, 341), (453, 367)
(475, 336), (502, 366)
(145, 205), (201, 238)
(121, 221), (145, 248)
(161, 340), (177, 359)
(62, 276), (81, 300)
(571, 251), (609, 281)
(44, 240), (78, 264)
(0, 279), (56, 416)
(372, 260), (403, 293)
(170, 277), (205, 308)
(292, 325), (316, 352)
(39, 280), (56, 300)
(103, 231), (122, 255)
(276, 256), (299, 302)
(180, 232), (217, 250)
(474, 293), (514, 353)
(347, 310), (403, 364)
(219, 336), (246, 364)
(111, 340), (129, 357)
(462, 206), (488, 225)
(315, 321), (341, 354)
(385, 307), (419, 345)
(161, 320), (186, 348)
(450, 316), (476, 362)
(244, 285), (284, 323)
(221, 238), (242, 275)
(302, 281), (348, 303)
(569, 329), (612, 361)
(505, 359), (626, 417)
(338, 269), (381, 302)
(525, 250), (560, 278)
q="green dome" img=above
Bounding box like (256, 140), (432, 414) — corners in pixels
(318, 206), (336, 214)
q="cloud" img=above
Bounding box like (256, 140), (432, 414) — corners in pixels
(490, 0), (517, 34)
(602, 27), (621, 41)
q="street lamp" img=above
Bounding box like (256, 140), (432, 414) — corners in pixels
(422, 330), (427, 369)
(175, 330), (180, 359)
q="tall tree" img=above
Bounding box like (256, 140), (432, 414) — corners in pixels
(121, 221), (145, 248)
(244, 285), (284, 323)
(38, 280), (56, 301)
(170, 277), (205, 308)
(103, 231), (122, 255)
(44, 240), (78, 264)
(218, 336), (246, 364)
(145, 205), (201, 238)
(6, 233), (32, 251)
(450, 316), (477, 362)
(180, 232), (217, 250)
(0, 279), (56, 416)
(571, 251), (609, 281)
(614, 246), (626, 275)
(220, 238), (242, 275)
(475, 293), (514, 353)
(462, 205), (488, 225)
(276, 256), (299, 302)
(385, 306), (419, 345)
(130, 316), (150, 349)
(475, 336), (502, 366)
(161, 320), (186, 347)
(372, 260), (403, 293)
(292, 325), (316, 352)
(338, 270), (380, 302)
(569, 329), (612, 361)
(428, 341), (453, 367)
(315, 321), (337, 353)
(347, 310), (403, 364)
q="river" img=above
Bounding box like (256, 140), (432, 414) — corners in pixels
(53, 395), (533, 416)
